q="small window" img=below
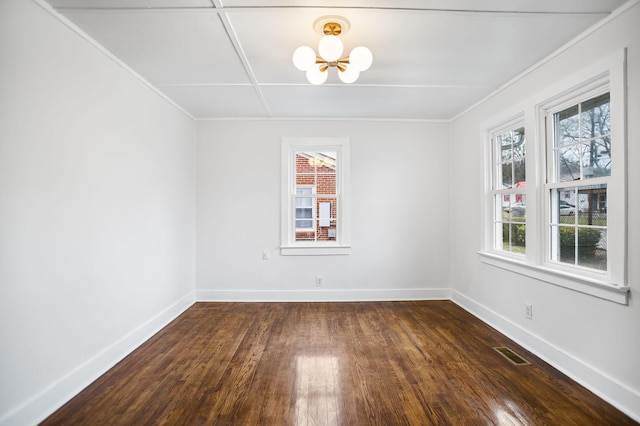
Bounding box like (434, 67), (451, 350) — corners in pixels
(490, 123), (526, 255)
(281, 138), (350, 255)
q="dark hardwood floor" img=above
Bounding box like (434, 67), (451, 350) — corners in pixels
(42, 301), (636, 425)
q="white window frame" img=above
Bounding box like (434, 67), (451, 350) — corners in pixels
(281, 137), (351, 256)
(488, 118), (527, 257)
(479, 50), (629, 304)
(543, 85), (613, 278)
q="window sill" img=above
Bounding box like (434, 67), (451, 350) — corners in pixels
(477, 251), (629, 305)
(281, 245), (351, 256)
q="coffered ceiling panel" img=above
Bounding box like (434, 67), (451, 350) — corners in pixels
(43, 0), (628, 120)
(61, 9), (249, 85)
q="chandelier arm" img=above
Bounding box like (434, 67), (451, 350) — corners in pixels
(315, 56), (328, 65)
(337, 56), (350, 64)
(336, 63), (347, 72)
(319, 63), (329, 72)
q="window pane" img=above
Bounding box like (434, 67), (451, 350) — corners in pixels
(556, 189), (576, 219)
(317, 173), (336, 196)
(317, 198), (337, 241)
(298, 152), (336, 172)
(500, 134), (513, 162)
(556, 145), (580, 182)
(296, 172), (315, 186)
(316, 151), (337, 174)
(501, 162), (512, 187)
(582, 139), (611, 178)
(509, 223), (526, 253)
(577, 185), (607, 225)
(513, 127), (525, 158)
(577, 228), (606, 270)
(580, 93), (610, 140)
(555, 105), (579, 147)
(557, 226), (576, 265)
(500, 223), (526, 254)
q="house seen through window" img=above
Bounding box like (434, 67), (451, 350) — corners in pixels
(294, 152), (337, 242)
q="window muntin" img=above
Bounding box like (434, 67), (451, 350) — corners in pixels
(491, 126), (526, 254)
(548, 92), (610, 271)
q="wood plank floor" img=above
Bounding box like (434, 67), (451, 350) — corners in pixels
(43, 301), (636, 425)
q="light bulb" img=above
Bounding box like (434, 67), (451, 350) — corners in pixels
(293, 46), (316, 71)
(318, 35), (343, 62)
(338, 66), (359, 83)
(349, 46), (373, 71)
(306, 64), (328, 85)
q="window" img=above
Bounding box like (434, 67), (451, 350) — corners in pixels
(547, 92), (610, 271)
(480, 51), (628, 304)
(490, 124), (526, 255)
(281, 138), (350, 255)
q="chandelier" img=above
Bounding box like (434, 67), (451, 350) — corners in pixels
(292, 16), (373, 84)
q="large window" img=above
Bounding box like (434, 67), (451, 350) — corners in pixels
(281, 138), (350, 255)
(547, 92), (610, 271)
(481, 51), (628, 304)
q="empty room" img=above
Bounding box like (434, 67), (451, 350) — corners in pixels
(1, 0), (639, 424)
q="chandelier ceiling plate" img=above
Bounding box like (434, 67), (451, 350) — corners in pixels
(313, 15), (350, 35)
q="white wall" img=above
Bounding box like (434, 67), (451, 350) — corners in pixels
(197, 120), (450, 301)
(0, 1), (196, 424)
(449, 1), (640, 421)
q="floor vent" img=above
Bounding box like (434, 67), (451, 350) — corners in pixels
(493, 346), (531, 366)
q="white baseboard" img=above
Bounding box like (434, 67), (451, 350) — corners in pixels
(196, 287), (451, 302)
(450, 289), (640, 423)
(1, 291), (195, 426)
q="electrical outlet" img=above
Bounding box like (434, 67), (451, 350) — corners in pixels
(525, 303), (533, 319)
(315, 276), (323, 287)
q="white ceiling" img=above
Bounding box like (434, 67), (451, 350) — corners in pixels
(44, 0), (628, 120)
